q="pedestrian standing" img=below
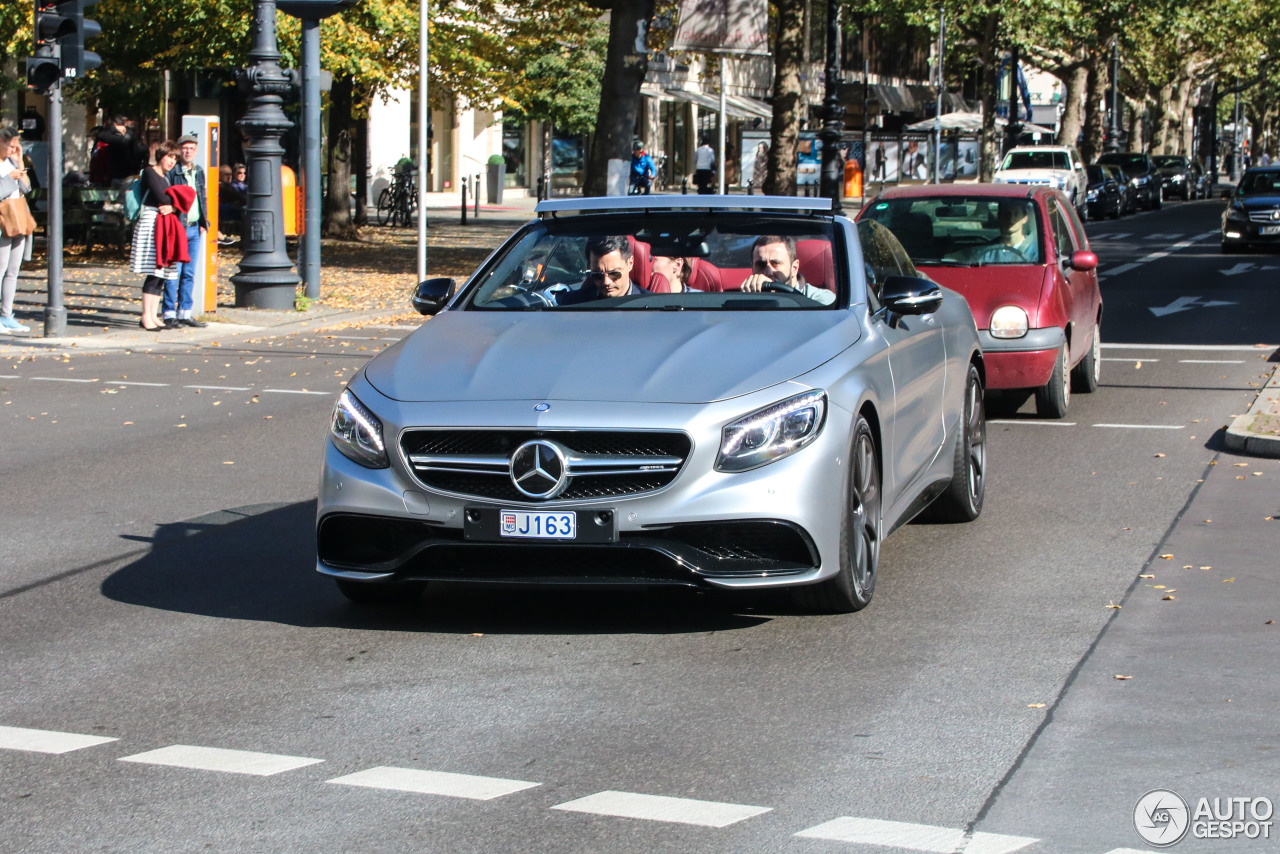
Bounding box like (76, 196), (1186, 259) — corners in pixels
(130, 141), (181, 331)
(0, 127), (35, 334)
(164, 134), (209, 328)
(693, 137), (716, 194)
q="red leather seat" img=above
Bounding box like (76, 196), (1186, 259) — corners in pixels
(796, 239), (834, 293)
(627, 236), (652, 288)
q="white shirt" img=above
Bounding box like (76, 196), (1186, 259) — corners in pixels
(694, 144), (715, 171)
(0, 156), (27, 201)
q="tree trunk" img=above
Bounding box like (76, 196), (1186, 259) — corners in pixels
(764, 0), (806, 195)
(324, 74), (359, 239)
(1058, 58), (1088, 149)
(583, 0), (655, 197)
(1081, 50), (1109, 164)
(975, 14), (1001, 182)
(353, 107), (369, 227)
(1125, 94), (1145, 153)
(1150, 81), (1174, 154)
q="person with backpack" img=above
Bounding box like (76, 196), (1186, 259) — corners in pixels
(129, 141), (182, 331)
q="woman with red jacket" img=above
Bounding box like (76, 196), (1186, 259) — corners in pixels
(129, 141), (183, 330)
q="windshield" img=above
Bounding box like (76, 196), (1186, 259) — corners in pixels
(1001, 150), (1069, 171)
(1152, 156), (1188, 170)
(1237, 171), (1280, 196)
(1087, 165), (1108, 183)
(861, 196), (1044, 266)
(463, 215), (842, 311)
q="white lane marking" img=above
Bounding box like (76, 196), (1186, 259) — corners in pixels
(30, 376), (99, 383)
(1093, 232), (1131, 240)
(1101, 262), (1140, 277)
(1146, 233), (1184, 241)
(989, 420), (1077, 426)
(1179, 359), (1244, 364)
(327, 767), (539, 800)
(795, 817), (1037, 853)
(185, 384), (251, 391)
(119, 744), (323, 776)
(1104, 343), (1276, 352)
(1101, 357), (1159, 362)
(551, 790), (771, 827)
(1093, 423), (1184, 430)
(0, 374), (20, 379)
(262, 388), (331, 395)
(0, 725), (118, 754)
(115, 381), (170, 387)
(1097, 230), (1218, 279)
(322, 335), (401, 341)
(1104, 849), (1153, 854)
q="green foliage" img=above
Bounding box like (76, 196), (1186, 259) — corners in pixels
(503, 34), (608, 133)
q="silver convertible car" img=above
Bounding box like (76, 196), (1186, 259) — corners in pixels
(318, 196), (986, 613)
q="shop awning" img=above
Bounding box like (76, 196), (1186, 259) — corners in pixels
(653, 86), (773, 121)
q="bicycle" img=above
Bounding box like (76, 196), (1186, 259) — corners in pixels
(377, 167), (416, 227)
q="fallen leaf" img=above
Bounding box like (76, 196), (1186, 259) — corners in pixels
(1154, 453), (1166, 458)
(1151, 585), (1166, 589)
(1159, 554), (1174, 560)
(1163, 594), (1176, 600)
(1139, 574), (1154, 579)
(1267, 620), (1275, 625)
(1115, 675), (1133, 680)
(470, 633), (483, 637)
(1223, 578), (1235, 583)
(1027, 703), (1046, 709)
(1105, 602), (1122, 609)
(223, 461), (234, 465)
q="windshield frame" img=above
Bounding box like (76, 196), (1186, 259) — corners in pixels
(861, 195), (1046, 267)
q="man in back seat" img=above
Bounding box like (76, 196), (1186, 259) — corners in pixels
(738, 235), (835, 305)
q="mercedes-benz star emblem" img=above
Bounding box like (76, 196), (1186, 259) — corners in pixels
(510, 440), (570, 499)
(1271, 209), (1280, 222)
(534, 403), (551, 412)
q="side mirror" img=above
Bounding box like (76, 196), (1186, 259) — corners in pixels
(1068, 250), (1098, 271)
(413, 277), (455, 316)
(882, 275), (943, 316)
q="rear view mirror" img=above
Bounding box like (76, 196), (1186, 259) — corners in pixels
(413, 278), (455, 316)
(882, 275), (943, 316)
(1069, 250), (1098, 271)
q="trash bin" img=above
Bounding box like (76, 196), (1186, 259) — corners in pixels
(486, 156), (505, 204)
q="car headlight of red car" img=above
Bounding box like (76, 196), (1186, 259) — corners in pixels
(990, 305), (1029, 339)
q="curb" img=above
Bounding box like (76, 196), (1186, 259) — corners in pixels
(1225, 365), (1280, 457)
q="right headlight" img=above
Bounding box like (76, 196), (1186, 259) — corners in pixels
(990, 305), (1030, 339)
(1226, 206), (1248, 222)
(330, 389), (389, 468)
(717, 390), (827, 473)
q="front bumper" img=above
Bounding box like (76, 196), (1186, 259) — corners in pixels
(977, 327), (1064, 390)
(1222, 220), (1280, 245)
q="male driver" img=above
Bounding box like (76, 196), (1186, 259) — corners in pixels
(555, 235), (644, 304)
(968, 200), (1038, 264)
(738, 235), (835, 305)
(164, 135), (210, 327)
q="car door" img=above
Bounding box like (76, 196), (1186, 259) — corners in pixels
(1048, 197), (1098, 364)
(858, 220), (947, 494)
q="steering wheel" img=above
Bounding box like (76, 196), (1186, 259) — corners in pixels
(761, 281), (800, 294)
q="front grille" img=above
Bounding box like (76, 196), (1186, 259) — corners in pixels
(1248, 210), (1280, 223)
(400, 429), (692, 503)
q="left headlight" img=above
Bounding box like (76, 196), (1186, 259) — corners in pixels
(717, 390), (827, 473)
(330, 389), (389, 468)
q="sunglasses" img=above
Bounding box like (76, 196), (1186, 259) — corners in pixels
(588, 270), (626, 283)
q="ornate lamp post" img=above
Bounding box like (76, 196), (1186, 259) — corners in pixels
(232, 0), (302, 310)
(817, 0), (845, 212)
(1106, 38), (1121, 153)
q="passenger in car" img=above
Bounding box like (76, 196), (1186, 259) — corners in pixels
(738, 235), (836, 305)
(649, 255), (697, 292)
(554, 235), (645, 304)
(966, 200), (1038, 264)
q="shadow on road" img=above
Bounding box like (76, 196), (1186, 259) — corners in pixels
(100, 500), (771, 635)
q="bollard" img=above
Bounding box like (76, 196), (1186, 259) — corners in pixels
(475, 174), (481, 217)
(461, 177), (467, 225)
(681, 178), (688, 195)
(747, 179), (754, 196)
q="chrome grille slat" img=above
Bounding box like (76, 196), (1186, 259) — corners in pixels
(1248, 210), (1280, 222)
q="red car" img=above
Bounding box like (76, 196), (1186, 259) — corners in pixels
(858, 184), (1102, 417)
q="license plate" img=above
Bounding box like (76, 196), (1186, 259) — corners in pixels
(1261, 225), (1280, 235)
(500, 510), (576, 539)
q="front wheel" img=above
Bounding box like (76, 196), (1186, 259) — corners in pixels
(1151, 187), (1163, 209)
(794, 416), (881, 613)
(376, 188), (393, 226)
(1035, 340), (1071, 418)
(1071, 322), (1101, 393)
(926, 363), (986, 523)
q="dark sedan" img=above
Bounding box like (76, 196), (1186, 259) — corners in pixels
(1086, 164), (1124, 219)
(1221, 166), (1280, 252)
(1153, 155), (1198, 201)
(1096, 152), (1163, 210)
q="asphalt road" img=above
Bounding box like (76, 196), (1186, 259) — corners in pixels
(1, 198), (1277, 854)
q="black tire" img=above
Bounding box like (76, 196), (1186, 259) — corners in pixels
(1151, 187), (1163, 209)
(795, 415), (881, 614)
(336, 578), (426, 606)
(376, 188), (393, 226)
(1182, 185), (1191, 201)
(1071, 322), (1101, 393)
(1111, 197), (1122, 219)
(926, 363), (986, 523)
(1035, 340), (1071, 418)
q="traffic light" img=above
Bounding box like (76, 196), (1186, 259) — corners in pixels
(28, 0), (100, 90)
(58, 0), (101, 80)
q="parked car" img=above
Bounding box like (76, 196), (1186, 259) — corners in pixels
(1152, 155), (1198, 201)
(1187, 159), (1212, 199)
(859, 184), (1103, 418)
(1221, 166), (1280, 253)
(1095, 152), (1163, 209)
(1086, 164), (1124, 219)
(319, 196), (986, 614)
(993, 145), (1090, 221)
(1101, 164), (1137, 215)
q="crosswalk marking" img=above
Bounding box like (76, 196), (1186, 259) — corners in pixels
(118, 744), (324, 776)
(327, 766), (540, 800)
(551, 790), (771, 827)
(0, 725), (118, 754)
(185, 384), (251, 391)
(1093, 423), (1184, 430)
(795, 817), (1037, 854)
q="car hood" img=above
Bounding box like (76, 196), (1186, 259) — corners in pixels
(915, 264), (1048, 327)
(364, 310), (857, 404)
(1236, 194), (1280, 210)
(995, 168), (1069, 180)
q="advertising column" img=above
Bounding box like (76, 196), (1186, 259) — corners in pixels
(180, 116), (220, 315)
